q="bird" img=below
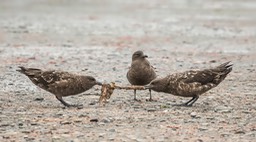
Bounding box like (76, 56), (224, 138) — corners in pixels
(17, 66), (102, 107)
(127, 50), (157, 101)
(145, 61), (233, 106)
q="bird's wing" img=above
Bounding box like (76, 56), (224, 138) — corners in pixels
(182, 70), (216, 85)
(183, 61), (232, 85)
(40, 71), (78, 85)
(176, 81), (216, 96)
(48, 78), (75, 90)
(45, 72), (80, 94)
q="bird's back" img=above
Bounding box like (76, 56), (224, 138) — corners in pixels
(166, 62), (232, 96)
(182, 61), (232, 85)
(17, 66), (90, 96)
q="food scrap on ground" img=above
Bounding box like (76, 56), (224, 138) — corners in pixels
(99, 82), (145, 105)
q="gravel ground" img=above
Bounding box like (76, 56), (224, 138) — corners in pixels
(0, 0), (256, 141)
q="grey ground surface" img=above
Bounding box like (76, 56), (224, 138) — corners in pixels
(0, 0), (256, 141)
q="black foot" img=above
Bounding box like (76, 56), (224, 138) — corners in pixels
(146, 98), (157, 102)
(172, 96), (199, 107)
(64, 104), (83, 108)
(134, 98), (142, 102)
(172, 103), (193, 107)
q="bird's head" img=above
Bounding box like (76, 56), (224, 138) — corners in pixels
(145, 78), (167, 92)
(85, 76), (102, 86)
(132, 50), (148, 61)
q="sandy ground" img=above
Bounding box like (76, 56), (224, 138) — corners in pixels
(0, 0), (256, 141)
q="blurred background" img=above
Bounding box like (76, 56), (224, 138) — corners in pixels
(1, 0), (255, 50)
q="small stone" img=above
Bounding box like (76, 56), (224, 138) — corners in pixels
(89, 102), (96, 105)
(235, 130), (246, 134)
(18, 123), (23, 126)
(79, 114), (88, 118)
(3, 136), (10, 139)
(52, 135), (61, 139)
(98, 122), (106, 125)
(34, 98), (44, 101)
(147, 108), (156, 112)
(221, 133), (230, 137)
(160, 105), (170, 108)
(190, 112), (197, 117)
(109, 129), (115, 132)
(98, 133), (105, 137)
(0, 123), (10, 127)
(61, 134), (71, 137)
(76, 105), (84, 109)
(108, 137), (115, 141)
(209, 60), (217, 63)
(61, 121), (72, 125)
(198, 127), (208, 131)
(214, 106), (232, 113)
(21, 130), (31, 134)
(101, 118), (113, 123)
(84, 125), (93, 128)
(30, 122), (38, 126)
(90, 119), (98, 122)
(74, 119), (82, 123)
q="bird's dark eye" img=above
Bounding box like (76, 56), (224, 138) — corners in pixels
(88, 77), (96, 81)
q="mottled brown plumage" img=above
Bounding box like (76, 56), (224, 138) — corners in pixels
(17, 66), (102, 107)
(127, 51), (157, 101)
(145, 61), (233, 106)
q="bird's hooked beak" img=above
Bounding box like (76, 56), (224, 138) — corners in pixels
(96, 81), (102, 85)
(143, 55), (148, 58)
(144, 84), (153, 89)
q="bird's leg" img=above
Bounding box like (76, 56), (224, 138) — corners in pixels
(55, 95), (82, 108)
(133, 89), (141, 102)
(146, 89), (156, 102)
(173, 95), (199, 107)
(186, 95), (199, 106)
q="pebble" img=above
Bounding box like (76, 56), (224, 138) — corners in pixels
(98, 133), (105, 137)
(90, 119), (98, 122)
(61, 121), (72, 125)
(84, 125), (93, 128)
(52, 135), (61, 139)
(108, 137), (115, 141)
(21, 130), (31, 134)
(34, 98), (44, 101)
(89, 102), (96, 105)
(101, 118), (112, 123)
(234, 130), (246, 134)
(147, 108), (157, 112)
(198, 127), (208, 131)
(0, 123), (10, 127)
(77, 105), (84, 109)
(214, 106), (232, 113)
(190, 112), (197, 117)
(109, 129), (116, 132)
(98, 122), (106, 126)
(79, 114), (88, 118)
